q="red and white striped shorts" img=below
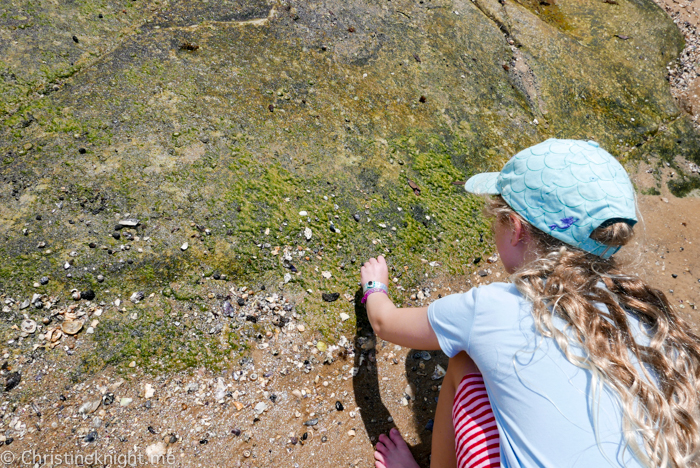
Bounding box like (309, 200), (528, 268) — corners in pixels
(452, 373), (501, 468)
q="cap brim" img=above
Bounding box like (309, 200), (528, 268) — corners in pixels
(464, 173), (500, 195)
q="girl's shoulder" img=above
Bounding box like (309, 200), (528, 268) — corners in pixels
(431, 282), (527, 318)
(476, 281), (517, 292)
(471, 282), (534, 325)
(473, 281), (523, 302)
(436, 282), (528, 317)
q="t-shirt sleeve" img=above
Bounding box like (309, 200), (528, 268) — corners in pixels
(427, 288), (479, 358)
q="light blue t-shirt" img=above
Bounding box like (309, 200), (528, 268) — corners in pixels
(428, 282), (649, 468)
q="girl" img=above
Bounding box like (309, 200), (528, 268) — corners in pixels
(360, 139), (700, 468)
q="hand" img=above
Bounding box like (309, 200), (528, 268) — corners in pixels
(360, 255), (389, 286)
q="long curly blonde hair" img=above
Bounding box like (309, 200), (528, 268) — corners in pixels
(485, 195), (700, 468)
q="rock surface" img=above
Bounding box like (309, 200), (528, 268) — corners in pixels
(0, 2), (699, 466)
(0, 0), (697, 304)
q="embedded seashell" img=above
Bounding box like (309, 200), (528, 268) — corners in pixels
(45, 327), (63, 343)
(61, 320), (84, 335)
(21, 319), (37, 334)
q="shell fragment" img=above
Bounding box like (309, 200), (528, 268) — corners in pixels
(61, 320), (84, 335)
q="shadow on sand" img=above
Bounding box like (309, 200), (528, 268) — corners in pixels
(351, 289), (447, 468)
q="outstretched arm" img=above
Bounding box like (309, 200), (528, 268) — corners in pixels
(361, 256), (441, 350)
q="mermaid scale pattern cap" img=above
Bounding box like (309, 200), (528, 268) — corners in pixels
(464, 139), (637, 258)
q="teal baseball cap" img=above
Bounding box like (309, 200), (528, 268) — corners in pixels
(465, 139), (637, 258)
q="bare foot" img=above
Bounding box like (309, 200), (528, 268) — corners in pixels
(374, 428), (420, 468)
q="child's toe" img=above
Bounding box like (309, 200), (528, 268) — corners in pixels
(388, 428), (407, 447)
(378, 432), (396, 449)
(374, 449), (387, 463)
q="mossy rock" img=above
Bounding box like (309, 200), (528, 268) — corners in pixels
(0, 0), (698, 371)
